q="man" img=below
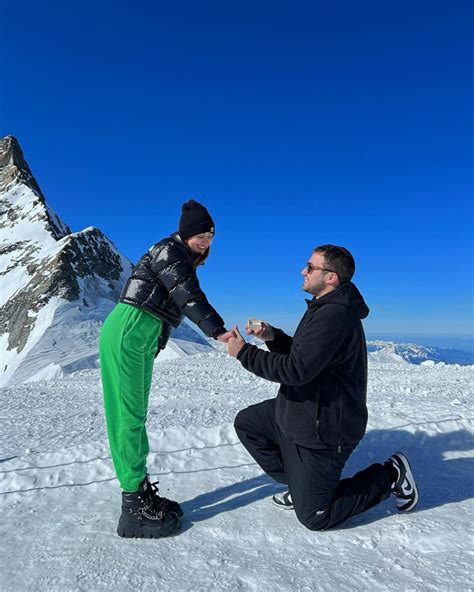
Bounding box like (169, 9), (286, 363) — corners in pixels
(228, 245), (418, 530)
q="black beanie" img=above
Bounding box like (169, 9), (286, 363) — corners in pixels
(179, 199), (215, 240)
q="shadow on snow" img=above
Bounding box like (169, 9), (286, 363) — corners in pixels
(180, 425), (474, 531)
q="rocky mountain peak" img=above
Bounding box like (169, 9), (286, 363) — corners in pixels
(0, 135), (71, 241)
(1, 135), (42, 196)
(0, 136), (134, 385)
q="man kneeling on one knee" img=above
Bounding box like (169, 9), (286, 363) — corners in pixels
(227, 245), (419, 531)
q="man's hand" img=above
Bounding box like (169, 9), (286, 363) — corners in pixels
(245, 319), (275, 341)
(217, 330), (235, 343)
(227, 326), (246, 357)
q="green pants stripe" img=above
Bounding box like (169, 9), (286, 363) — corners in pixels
(99, 303), (163, 492)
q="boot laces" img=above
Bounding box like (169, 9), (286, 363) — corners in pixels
(147, 479), (171, 512)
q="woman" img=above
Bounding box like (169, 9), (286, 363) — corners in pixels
(99, 199), (230, 539)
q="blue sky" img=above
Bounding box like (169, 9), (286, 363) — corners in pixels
(1, 1), (473, 335)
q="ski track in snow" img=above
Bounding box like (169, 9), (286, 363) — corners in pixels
(0, 351), (473, 591)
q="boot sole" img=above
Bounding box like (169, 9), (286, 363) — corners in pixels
(117, 516), (182, 539)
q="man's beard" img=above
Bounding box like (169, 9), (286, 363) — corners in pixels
(303, 277), (325, 297)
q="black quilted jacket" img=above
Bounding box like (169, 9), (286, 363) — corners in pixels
(119, 232), (225, 351)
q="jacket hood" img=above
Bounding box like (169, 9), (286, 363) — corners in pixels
(171, 231), (186, 247)
(170, 231), (201, 261)
(307, 282), (369, 320)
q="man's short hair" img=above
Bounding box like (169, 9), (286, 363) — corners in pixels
(313, 245), (355, 283)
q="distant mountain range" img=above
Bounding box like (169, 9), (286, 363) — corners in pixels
(367, 341), (474, 366)
(244, 336), (474, 366)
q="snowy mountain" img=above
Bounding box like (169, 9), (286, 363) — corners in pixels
(0, 135), (210, 387)
(367, 340), (474, 366)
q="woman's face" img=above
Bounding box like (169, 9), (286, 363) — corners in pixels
(186, 232), (214, 254)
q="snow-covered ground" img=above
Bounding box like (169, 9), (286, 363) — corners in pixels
(0, 351), (473, 591)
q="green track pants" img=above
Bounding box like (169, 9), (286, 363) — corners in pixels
(99, 303), (163, 492)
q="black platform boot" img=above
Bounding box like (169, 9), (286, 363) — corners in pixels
(117, 478), (182, 539)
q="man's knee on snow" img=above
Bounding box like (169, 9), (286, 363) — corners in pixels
(294, 497), (331, 531)
(234, 407), (252, 433)
(296, 507), (331, 531)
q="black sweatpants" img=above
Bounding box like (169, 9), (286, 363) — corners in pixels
(234, 399), (392, 530)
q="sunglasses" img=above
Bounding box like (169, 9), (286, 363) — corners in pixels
(305, 262), (337, 275)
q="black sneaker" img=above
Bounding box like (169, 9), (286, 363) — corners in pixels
(144, 475), (184, 518)
(117, 478), (182, 539)
(272, 490), (294, 510)
(386, 451), (419, 512)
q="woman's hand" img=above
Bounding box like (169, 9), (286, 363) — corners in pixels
(217, 330), (235, 343)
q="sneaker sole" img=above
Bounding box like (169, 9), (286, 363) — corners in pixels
(272, 496), (294, 510)
(393, 452), (419, 512)
(117, 516), (182, 539)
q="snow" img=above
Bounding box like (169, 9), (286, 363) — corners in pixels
(0, 350), (473, 591)
(1, 185), (65, 250)
(155, 339), (213, 362)
(0, 295), (63, 386)
(368, 347), (408, 365)
(0, 262), (32, 308)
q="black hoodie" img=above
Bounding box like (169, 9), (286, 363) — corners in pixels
(237, 282), (369, 450)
